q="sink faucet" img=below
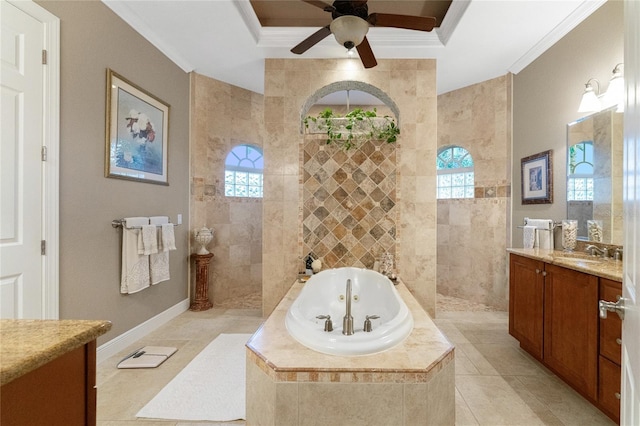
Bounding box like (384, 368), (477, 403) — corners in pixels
(342, 279), (354, 335)
(586, 245), (609, 258)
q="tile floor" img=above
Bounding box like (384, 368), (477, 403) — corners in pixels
(96, 294), (616, 425)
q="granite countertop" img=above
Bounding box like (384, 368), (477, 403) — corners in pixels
(247, 281), (454, 375)
(0, 319), (112, 386)
(507, 248), (623, 282)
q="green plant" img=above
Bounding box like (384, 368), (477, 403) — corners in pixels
(304, 107), (399, 151)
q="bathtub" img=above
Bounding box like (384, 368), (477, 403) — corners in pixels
(285, 267), (414, 356)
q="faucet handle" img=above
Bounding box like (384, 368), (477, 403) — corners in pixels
(363, 315), (380, 332)
(316, 315), (333, 332)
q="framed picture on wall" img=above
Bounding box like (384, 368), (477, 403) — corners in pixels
(105, 69), (170, 185)
(521, 150), (553, 204)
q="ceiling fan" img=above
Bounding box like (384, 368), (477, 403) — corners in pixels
(290, 0), (437, 69)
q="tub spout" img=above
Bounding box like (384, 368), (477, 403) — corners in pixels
(343, 279), (354, 335)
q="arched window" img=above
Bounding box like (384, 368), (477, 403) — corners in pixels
(224, 144), (263, 198)
(436, 146), (474, 199)
(567, 141), (594, 201)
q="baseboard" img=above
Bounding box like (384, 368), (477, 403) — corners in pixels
(97, 298), (190, 364)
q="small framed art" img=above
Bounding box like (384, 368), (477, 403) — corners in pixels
(521, 149), (553, 204)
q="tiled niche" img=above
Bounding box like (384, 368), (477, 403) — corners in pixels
(302, 139), (397, 269)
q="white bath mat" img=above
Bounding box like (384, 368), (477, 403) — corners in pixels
(136, 333), (250, 422)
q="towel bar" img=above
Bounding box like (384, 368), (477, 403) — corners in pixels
(111, 219), (179, 229)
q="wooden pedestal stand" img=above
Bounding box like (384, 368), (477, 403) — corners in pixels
(190, 253), (214, 311)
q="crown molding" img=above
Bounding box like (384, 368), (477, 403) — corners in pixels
(509, 0), (607, 74)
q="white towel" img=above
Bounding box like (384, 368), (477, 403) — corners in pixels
(148, 216), (173, 285)
(121, 217), (151, 294)
(160, 224), (176, 252)
(523, 225), (536, 249)
(139, 224), (158, 255)
(149, 216), (169, 225)
(525, 218), (554, 250)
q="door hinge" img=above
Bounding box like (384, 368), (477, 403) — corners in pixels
(42, 49), (47, 65)
(41, 146), (47, 161)
(41, 240), (46, 255)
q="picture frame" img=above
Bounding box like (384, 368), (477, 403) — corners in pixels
(521, 150), (553, 204)
(105, 69), (170, 185)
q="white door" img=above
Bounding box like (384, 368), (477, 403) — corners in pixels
(621, 0), (640, 423)
(0, 0), (54, 318)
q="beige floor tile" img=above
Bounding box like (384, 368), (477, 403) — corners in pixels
(472, 343), (549, 376)
(456, 343), (500, 376)
(456, 375), (546, 425)
(454, 387), (479, 426)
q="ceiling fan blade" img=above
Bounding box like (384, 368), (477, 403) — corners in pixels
(367, 13), (436, 32)
(356, 36), (377, 69)
(300, 0), (335, 13)
(291, 25), (332, 54)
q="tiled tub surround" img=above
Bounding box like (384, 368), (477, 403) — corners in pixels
(245, 280), (455, 425)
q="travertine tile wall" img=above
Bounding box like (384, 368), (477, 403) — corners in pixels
(302, 138), (397, 269)
(436, 76), (512, 310)
(263, 59), (438, 316)
(190, 73), (264, 305)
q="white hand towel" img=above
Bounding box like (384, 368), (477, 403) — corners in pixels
(124, 217), (149, 228)
(525, 218), (554, 250)
(139, 224), (158, 255)
(523, 225), (536, 249)
(149, 216), (169, 225)
(161, 224), (176, 252)
(148, 217), (173, 285)
(121, 217), (150, 294)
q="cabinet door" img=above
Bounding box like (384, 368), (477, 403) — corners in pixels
(509, 254), (544, 360)
(600, 278), (622, 365)
(544, 264), (599, 400)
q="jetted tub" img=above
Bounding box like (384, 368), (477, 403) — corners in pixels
(285, 267), (414, 356)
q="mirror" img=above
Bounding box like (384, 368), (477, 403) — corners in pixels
(566, 107), (623, 245)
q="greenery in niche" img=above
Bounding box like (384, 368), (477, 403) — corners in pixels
(304, 107), (399, 151)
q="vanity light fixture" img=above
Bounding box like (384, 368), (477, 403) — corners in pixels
(602, 63), (624, 112)
(578, 78), (602, 113)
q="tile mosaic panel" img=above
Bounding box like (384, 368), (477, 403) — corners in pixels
(303, 139), (397, 269)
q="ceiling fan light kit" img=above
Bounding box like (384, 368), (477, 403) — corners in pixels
(292, 0), (437, 69)
(330, 15), (369, 50)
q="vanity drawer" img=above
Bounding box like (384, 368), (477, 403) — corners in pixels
(599, 279), (622, 365)
(598, 355), (621, 423)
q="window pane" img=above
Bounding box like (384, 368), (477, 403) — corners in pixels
(452, 173), (464, 186)
(465, 172), (474, 186)
(452, 187), (465, 198)
(225, 184), (235, 196)
(438, 174), (451, 187)
(465, 187), (475, 198)
(248, 186), (261, 197)
(248, 173), (261, 186)
(235, 185), (247, 197)
(235, 172), (248, 185)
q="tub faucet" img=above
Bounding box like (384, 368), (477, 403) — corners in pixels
(343, 279), (354, 335)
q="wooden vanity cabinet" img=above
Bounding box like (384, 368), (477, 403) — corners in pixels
(599, 278), (622, 423)
(509, 254), (544, 360)
(509, 253), (622, 424)
(543, 263), (599, 400)
(1, 340), (97, 425)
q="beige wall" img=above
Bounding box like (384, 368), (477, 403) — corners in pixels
(190, 73), (264, 304)
(38, 0), (190, 344)
(437, 75), (512, 310)
(512, 0), (623, 247)
(262, 59), (438, 317)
